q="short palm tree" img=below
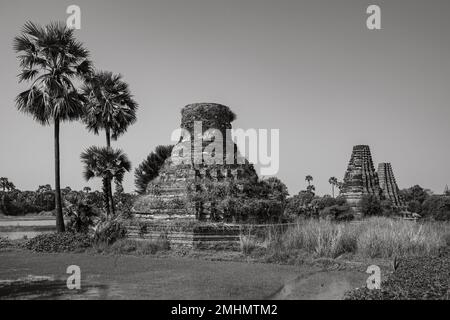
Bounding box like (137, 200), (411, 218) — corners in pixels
(80, 146), (131, 217)
(81, 71), (138, 212)
(13, 21), (91, 232)
(328, 176), (338, 198)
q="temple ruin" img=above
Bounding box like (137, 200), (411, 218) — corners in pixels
(129, 103), (257, 248)
(132, 102), (257, 221)
(378, 163), (404, 207)
(340, 145), (382, 213)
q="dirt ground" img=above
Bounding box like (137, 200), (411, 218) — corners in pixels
(0, 250), (368, 300)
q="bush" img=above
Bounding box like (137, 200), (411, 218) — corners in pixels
(360, 195), (382, 217)
(345, 249), (450, 300)
(23, 233), (92, 252)
(421, 195), (450, 221)
(93, 219), (127, 245)
(65, 202), (98, 233)
(240, 233), (257, 255)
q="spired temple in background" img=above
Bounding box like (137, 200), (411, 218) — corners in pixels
(340, 145), (404, 215)
(378, 163), (404, 207)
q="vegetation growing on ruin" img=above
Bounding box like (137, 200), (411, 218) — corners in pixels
(180, 103), (236, 132)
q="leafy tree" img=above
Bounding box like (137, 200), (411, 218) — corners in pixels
(14, 22), (91, 232)
(305, 175), (313, 186)
(360, 195), (382, 216)
(306, 184), (316, 195)
(407, 200), (422, 214)
(421, 195), (450, 221)
(186, 178), (286, 223)
(328, 177), (338, 198)
(80, 146), (131, 217)
(261, 177), (289, 202)
(36, 184), (52, 193)
(284, 190), (317, 217)
(65, 201), (98, 233)
(400, 185), (431, 204)
(134, 145), (174, 194)
(0, 178), (15, 192)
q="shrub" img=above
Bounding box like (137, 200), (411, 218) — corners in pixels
(345, 249), (450, 300)
(421, 195), (450, 221)
(65, 202), (98, 233)
(240, 233), (257, 255)
(94, 219), (127, 245)
(360, 195), (382, 216)
(263, 217), (449, 260)
(23, 233), (92, 252)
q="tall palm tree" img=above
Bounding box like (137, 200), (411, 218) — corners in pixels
(328, 176), (338, 198)
(305, 175), (313, 186)
(81, 70), (138, 212)
(13, 21), (91, 232)
(80, 146), (131, 217)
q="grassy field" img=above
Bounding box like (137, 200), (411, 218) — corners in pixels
(244, 217), (450, 261)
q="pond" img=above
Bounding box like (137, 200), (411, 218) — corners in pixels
(0, 217), (57, 240)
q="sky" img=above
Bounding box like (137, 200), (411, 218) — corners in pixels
(0, 0), (449, 196)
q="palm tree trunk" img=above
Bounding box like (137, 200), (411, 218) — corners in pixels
(109, 178), (115, 216)
(332, 185), (335, 198)
(105, 126), (111, 148)
(54, 119), (65, 232)
(105, 127), (114, 216)
(102, 177), (111, 218)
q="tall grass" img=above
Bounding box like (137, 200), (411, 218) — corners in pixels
(262, 217), (449, 259)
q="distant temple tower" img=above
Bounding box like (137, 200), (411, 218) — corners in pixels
(340, 145), (381, 213)
(377, 163), (404, 206)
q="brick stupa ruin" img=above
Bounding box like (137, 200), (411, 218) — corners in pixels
(377, 163), (404, 207)
(340, 145), (382, 213)
(132, 103), (257, 221)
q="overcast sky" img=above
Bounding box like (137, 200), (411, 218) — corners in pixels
(0, 0), (449, 195)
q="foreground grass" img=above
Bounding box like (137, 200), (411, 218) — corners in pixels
(248, 217), (450, 262)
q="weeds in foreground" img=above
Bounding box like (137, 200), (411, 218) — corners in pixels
(245, 217), (449, 260)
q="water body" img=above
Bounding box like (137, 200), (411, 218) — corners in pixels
(0, 217), (57, 240)
(0, 251), (366, 300)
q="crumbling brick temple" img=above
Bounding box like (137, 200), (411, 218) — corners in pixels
(132, 103), (257, 220)
(128, 103), (258, 248)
